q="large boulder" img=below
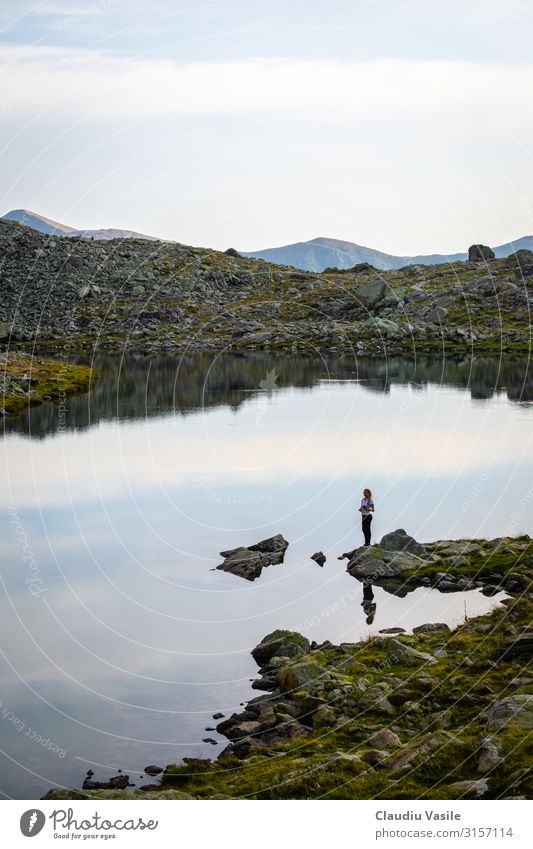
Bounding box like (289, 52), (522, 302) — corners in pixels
(248, 534), (289, 555)
(346, 545), (423, 579)
(468, 244), (495, 262)
(486, 695), (533, 731)
(251, 629), (310, 666)
(277, 659), (329, 693)
(379, 529), (424, 555)
(509, 249), (533, 278)
(217, 534), (289, 581)
(355, 280), (386, 308)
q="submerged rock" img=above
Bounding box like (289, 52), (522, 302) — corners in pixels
(217, 534), (289, 581)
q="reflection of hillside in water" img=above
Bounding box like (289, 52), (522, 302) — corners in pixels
(5, 352), (533, 439)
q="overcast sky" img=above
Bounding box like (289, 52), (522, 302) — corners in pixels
(1, 0), (533, 252)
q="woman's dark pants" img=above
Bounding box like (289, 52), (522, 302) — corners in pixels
(362, 514), (372, 546)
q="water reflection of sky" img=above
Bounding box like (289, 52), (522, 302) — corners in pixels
(1, 366), (532, 798)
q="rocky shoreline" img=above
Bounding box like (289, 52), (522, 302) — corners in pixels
(44, 532), (533, 801)
(1, 350), (95, 419)
(2, 219), (533, 356)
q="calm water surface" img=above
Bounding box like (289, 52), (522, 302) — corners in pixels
(1, 353), (532, 798)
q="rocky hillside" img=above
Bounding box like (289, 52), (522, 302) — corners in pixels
(44, 532), (533, 801)
(1, 219), (532, 355)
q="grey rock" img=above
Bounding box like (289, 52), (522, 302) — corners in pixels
(413, 622), (451, 635)
(311, 551), (326, 567)
(367, 728), (402, 749)
(379, 529), (424, 555)
(143, 765), (163, 775)
(468, 244), (495, 262)
(217, 534), (289, 581)
(355, 280), (386, 307)
(426, 306), (448, 324)
(387, 639), (437, 666)
(450, 778), (489, 797)
(251, 630), (310, 667)
(486, 695), (533, 731)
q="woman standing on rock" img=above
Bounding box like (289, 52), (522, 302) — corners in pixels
(359, 488), (374, 546)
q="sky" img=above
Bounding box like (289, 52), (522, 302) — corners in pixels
(1, 0), (533, 252)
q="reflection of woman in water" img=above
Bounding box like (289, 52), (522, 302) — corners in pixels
(361, 576), (377, 625)
(359, 488), (374, 547)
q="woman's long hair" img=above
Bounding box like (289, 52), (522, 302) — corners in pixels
(363, 488), (372, 499)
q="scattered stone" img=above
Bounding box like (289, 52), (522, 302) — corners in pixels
(413, 623), (451, 635)
(486, 695), (533, 731)
(367, 729), (401, 749)
(379, 627), (406, 634)
(212, 712), (224, 720)
(143, 765), (163, 775)
(311, 551), (326, 567)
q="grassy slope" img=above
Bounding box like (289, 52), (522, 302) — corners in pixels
(1, 352), (95, 417)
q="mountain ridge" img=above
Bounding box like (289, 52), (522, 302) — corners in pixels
(2, 208), (533, 270)
(1, 209), (158, 242)
(242, 234), (533, 271)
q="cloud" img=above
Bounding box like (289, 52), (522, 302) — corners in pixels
(2, 44), (533, 129)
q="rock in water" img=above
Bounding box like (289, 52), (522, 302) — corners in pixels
(346, 546), (422, 578)
(311, 551), (326, 566)
(217, 534), (289, 581)
(468, 244), (495, 262)
(143, 765), (163, 775)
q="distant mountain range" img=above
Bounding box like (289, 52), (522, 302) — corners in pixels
(242, 235), (533, 271)
(3, 209), (532, 271)
(1, 209), (157, 242)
